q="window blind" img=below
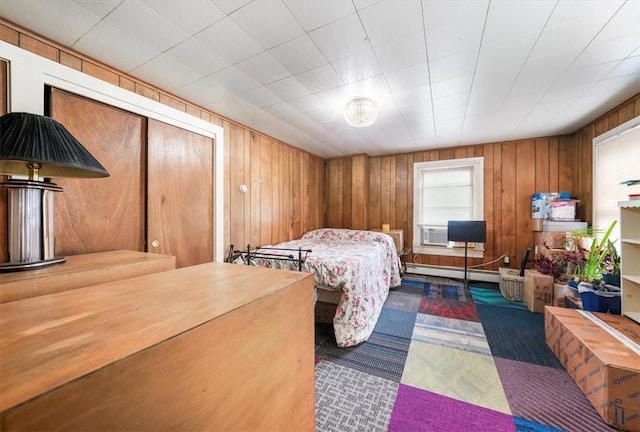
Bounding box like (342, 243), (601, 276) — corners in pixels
(594, 121), (640, 247)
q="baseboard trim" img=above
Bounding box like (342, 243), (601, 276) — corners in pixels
(405, 263), (500, 284)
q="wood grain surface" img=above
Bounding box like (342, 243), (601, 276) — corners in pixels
(0, 250), (175, 303)
(0, 262), (315, 431)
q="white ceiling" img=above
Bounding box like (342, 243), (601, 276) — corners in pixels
(1, 0), (639, 158)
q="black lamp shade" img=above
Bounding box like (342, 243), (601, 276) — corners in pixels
(0, 112), (109, 178)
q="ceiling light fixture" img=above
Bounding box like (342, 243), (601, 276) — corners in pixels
(344, 97), (379, 128)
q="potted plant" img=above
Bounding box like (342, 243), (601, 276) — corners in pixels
(573, 220), (617, 284)
(533, 248), (585, 282)
(600, 238), (620, 285)
(571, 220), (621, 313)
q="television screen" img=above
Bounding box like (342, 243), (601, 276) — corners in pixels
(447, 220), (486, 243)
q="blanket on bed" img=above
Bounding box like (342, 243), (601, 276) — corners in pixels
(242, 228), (402, 347)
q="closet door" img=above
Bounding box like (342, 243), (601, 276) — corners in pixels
(147, 119), (214, 268)
(49, 89), (146, 255)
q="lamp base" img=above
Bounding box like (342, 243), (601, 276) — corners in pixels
(0, 256), (66, 273)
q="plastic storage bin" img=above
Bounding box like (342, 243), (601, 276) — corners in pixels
(580, 290), (621, 314)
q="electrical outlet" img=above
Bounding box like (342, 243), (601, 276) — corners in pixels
(503, 256), (510, 266)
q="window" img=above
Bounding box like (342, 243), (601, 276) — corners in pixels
(593, 117), (640, 249)
(413, 157), (484, 257)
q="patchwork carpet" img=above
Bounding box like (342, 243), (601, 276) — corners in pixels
(315, 274), (619, 432)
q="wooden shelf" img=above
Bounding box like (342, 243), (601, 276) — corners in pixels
(620, 202), (640, 323)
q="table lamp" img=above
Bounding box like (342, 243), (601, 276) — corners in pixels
(0, 112), (109, 272)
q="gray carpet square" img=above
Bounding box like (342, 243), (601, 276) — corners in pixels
(316, 361), (399, 432)
(384, 290), (422, 313)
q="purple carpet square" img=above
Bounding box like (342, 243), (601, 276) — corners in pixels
(388, 384), (517, 432)
(494, 358), (619, 432)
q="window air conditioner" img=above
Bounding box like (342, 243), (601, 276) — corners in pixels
(421, 226), (448, 246)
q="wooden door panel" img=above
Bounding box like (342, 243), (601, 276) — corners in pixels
(49, 89), (145, 255)
(147, 119), (213, 268)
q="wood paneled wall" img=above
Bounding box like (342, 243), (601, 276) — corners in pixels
(1, 18), (638, 272)
(324, 122), (635, 271)
(325, 154), (369, 230)
(224, 123), (324, 251)
(0, 19), (324, 259)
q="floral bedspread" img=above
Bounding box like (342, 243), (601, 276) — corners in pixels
(241, 228), (401, 347)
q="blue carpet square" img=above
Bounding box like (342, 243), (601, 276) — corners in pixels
(374, 307), (417, 339)
(514, 417), (564, 432)
(315, 330), (410, 382)
(471, 287), (529, 310)
(476, 303), (544, 331)
(483, 324), (562, 368)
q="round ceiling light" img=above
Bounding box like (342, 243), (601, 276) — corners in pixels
(344, 97), (379, 128)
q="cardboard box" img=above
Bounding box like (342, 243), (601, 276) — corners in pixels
(542, 220), (588, 232)
(545, 307), (640, 431)
(554, 282), (568, 302)
(564, 294), (583, 310)
(523, 269), (554, 313)
(535, 231), (567, 249)
(372, 229), (403, 252)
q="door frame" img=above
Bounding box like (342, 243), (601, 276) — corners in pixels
(0, 42), (225, 262)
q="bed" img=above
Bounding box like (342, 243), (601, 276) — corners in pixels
(233, 228), (402, 347)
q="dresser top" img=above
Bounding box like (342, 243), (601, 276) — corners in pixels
(0, 262), (313, 412)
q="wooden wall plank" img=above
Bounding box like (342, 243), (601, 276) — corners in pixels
(395, 154), (409, 235)
(516, 140), (536, 258)
(243, 129), (252, 247)
(343, 158), (353, 229)
(369, 158), (381, 230)
(481, 145), (494, 267)
(250, 132), (261, 247)
(534, 138), (550, 193)
(292, 149), (302, 239)
(380, 157), (391, 229)
(270, 140), (280, 244)
(260, 136), (273, 246)
(492, 143), (503, 269)
(229, 123), (246, 250)
(548, 137), (559, 192)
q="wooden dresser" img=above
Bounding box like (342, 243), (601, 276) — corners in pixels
(0, 250), (176, 303)
(0, 262), (316, 431)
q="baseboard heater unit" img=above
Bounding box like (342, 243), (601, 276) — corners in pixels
(405, 263), (499, 284)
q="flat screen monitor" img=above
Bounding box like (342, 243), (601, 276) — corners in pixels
(447, 220), (486, 243)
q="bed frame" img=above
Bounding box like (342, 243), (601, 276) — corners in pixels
(227, 245), (312, 271)
(227, 244), (337, 323)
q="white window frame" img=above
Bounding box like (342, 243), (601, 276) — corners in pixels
(413, 157), (484, 258)
(593, 116), (640, 250)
